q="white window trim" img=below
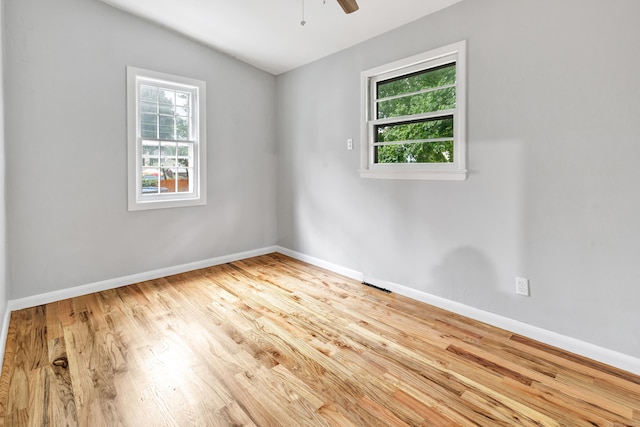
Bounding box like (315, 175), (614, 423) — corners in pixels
(127, 66), (207, 211)
(359, 40), (467, 181)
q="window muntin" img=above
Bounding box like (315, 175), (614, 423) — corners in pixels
(127, 67), (206, 211)
(360, 41), (466, 180)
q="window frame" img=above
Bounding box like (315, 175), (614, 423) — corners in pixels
(127, 66), (207, 211)
(359, 40), (467, 181)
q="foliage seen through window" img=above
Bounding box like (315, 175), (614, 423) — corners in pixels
(374, 63), (456, 164)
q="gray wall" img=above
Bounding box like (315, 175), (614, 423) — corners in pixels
(276, 0), (640, 357)
(0, 0), (7, 323)
(4, 0), (278, 299)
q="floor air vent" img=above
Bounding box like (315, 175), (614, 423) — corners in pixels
(362, 282), (392, 293)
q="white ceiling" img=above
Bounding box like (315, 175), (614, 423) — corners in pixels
(99, 0), (464, 75)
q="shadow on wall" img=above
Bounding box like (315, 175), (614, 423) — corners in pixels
(427, 246), (500, 308)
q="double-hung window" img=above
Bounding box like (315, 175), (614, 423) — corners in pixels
(127, 67), (207, 211)
(360, 40), (467, 180)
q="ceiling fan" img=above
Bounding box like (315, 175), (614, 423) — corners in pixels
(301, 0), (359, 26)
(336, 0), (359, 14)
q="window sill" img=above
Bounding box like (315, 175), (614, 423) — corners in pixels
(128, 195), (206, 211)
(358, 169), (467, 181)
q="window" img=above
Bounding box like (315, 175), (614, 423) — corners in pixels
(360, 40), (467, 180)
(127, 67), (207, 211)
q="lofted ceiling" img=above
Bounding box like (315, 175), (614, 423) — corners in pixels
(99, 0), (464, 75)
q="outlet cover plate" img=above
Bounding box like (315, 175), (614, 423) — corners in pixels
(515, 277), (530, 296)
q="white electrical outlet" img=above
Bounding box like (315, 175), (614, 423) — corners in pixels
(347, 138), (353, 150)
(515, 277), (530, 296)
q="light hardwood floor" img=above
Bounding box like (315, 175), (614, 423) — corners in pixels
(0, 253), (638, 426)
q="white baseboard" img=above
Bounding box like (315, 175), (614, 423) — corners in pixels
(275, 247), (363, 282)
(2, 245), (639, 377)
(0, 246), (279, 373)
(278, 246), (640, 376)
(7, 246), (278, 312)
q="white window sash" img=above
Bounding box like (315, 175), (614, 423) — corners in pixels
(359, 40), (467, 181)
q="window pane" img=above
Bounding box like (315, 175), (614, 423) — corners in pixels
(141, 113), (157, 124)
(159, 89), (175, 105)
(141, 126), (156, 139)
(159, 116), (175, 139)
(142, 157), (159, 167)
(176, 117), (189, 140)
(161, 161), (176, 173)
(176, 91), (190, 107)
(375, 141), (454, 164)
(158, 89), (175, 115)
(377, 87), (456, 119)
(141, 168), (161, 194)
(177, 144), (190, 157)
(161, 164), (177, 186)
(141, 113), (157, 139)
(377, 63), (455, 99)
(375, 116), (453, 143)
(141, 101), (157, 114)
(176, 168), (192, 193)
(140, 85), (157, 102)
(159, 104), (175, 115)
(176, 106), (189, 117)
(161, 142), (176, 157)
(142, 142), (159, 156)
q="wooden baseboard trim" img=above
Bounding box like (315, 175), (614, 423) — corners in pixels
(277, 246), (640, 376)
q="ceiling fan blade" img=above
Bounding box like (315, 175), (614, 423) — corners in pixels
(337, 0), (359, 14)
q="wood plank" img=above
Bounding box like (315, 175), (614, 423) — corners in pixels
(0, 312), (19, 426)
